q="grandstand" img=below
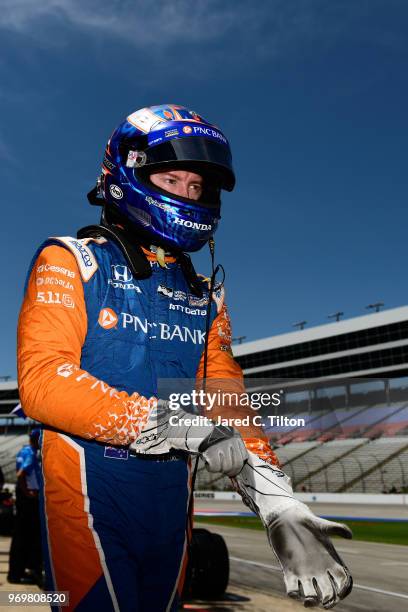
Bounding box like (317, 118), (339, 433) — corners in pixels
(197, 306), (408, 493)
(0, 380), (19, 416)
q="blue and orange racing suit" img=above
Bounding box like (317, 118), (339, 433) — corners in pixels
(17, 235), (277, 611)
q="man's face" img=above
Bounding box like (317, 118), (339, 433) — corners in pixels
(149, 169), (203, 201)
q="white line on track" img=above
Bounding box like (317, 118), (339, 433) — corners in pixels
(380, 561), (408, 567)
(229, 556), (408, 600)
(334, 548), (361, 554)
(230, 556), (281, 571)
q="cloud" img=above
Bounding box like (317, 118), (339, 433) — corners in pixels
(0, 1), (406, 60)
(0, 0), (252, 45)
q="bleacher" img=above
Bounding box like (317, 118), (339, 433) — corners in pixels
(272, 440), (318, 463)
(348, 444), (408, 493)
(364, 405), (408, 438)
(281, 438), (367, 487)
(271, 402), (408, 444)
(305, 437), (408, 492)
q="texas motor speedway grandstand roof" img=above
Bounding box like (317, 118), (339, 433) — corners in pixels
(233, 305), (408, 381)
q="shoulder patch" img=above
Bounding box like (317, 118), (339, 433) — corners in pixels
(50, 236), (101, 282)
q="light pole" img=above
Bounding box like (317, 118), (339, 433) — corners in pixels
(366, 302), (384, 313)
(232, 336), (246, 345)
(328, 311), (344, 322)
(293, 321), (307, 331)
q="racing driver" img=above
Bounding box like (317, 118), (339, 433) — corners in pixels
(17, 104), (353, 611)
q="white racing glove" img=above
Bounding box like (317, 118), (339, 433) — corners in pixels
(130, 401), (248, 477)
(232, 451), (353, 608)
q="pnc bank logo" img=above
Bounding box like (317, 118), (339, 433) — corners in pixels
(98, 308), (118, 329)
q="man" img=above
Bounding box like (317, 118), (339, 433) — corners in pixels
(8, 429), (42, 585)
(18, 105), (352, 610)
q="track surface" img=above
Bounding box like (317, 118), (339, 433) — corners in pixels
(195, 500), (408, 612)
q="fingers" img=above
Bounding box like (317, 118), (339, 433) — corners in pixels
(218, 440), (248, 476)
(223, 442), (247, 476)
(202, 435), (248, 476)
(285, 570), (351, 608)
(285, 575), (320, 607)
(317, 573), (338, 608)
(329, 566), (353, 599)
(300, 578), (320, 607)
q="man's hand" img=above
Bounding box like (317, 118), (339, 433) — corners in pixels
(197, 424), (248, 476)
(130, 402), (248, 477)
(232, 450), (353, 608)
(269, 505), (352, 608)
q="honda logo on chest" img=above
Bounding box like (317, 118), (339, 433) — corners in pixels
(111, 265), (133, 283)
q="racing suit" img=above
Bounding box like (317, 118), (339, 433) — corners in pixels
(17, 234), (276, 611)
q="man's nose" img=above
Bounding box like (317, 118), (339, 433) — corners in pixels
(179, 182), (190, 198)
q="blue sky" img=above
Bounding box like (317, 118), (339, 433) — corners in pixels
(1, 0), (408, 377)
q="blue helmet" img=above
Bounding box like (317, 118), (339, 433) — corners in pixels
(98, 105), (235, 252)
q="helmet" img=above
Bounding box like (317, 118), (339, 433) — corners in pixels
(98, 104), (235, 252)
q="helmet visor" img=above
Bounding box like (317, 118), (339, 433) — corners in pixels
(143, 138), (235, 191)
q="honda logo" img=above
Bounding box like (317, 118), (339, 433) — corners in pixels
(111, 265), (133, 283)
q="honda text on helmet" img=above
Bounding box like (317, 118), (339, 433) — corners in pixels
(97, 104), (235, 252)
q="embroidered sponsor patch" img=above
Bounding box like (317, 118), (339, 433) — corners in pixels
(104, 447), (129, 460)
(52, 236), (98, 282)
(188, 294), (209, 307)
(158, 284), (173, 298)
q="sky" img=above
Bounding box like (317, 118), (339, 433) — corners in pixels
(1, 0), (408, 378)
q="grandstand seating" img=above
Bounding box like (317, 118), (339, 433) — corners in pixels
(364, 405), (408, 438)
(268, 402), (408, 443)
(195, 435), (408, 494)
(348, 444), (408, 493)
(268, 409), (335, 444)
(281, 439), (366, 487)
(273, 441), (319, 464)
(297, 437), (408, 492)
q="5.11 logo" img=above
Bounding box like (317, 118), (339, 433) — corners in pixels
(36, 291), (75, 309)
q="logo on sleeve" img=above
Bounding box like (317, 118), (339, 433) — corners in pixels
(98, 308), (118, 329)
(56, 363), (76, 378)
